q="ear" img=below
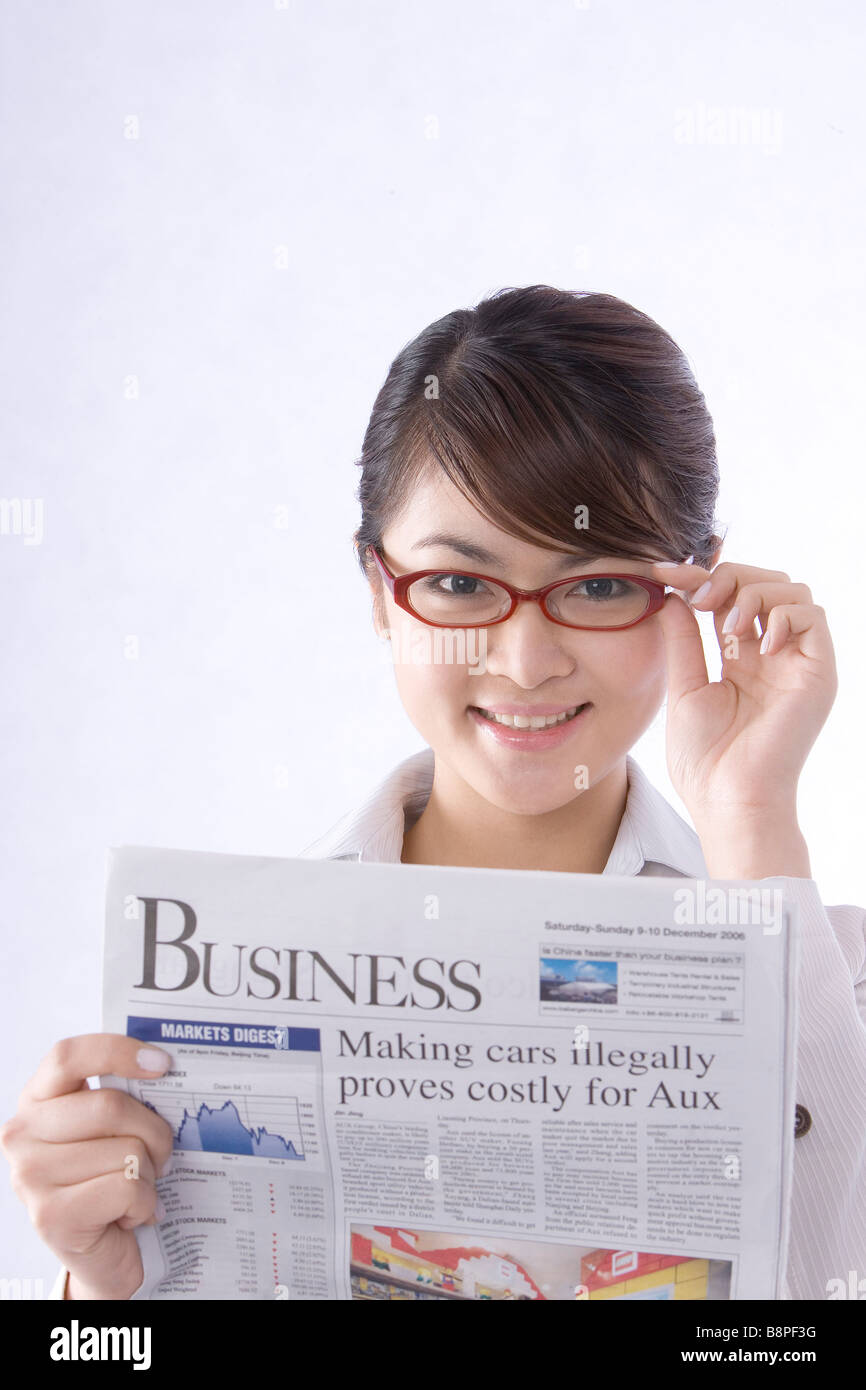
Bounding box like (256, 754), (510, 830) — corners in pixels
(706, 541), (723, 570)
(357, 540), (387, 640)
(371, 600), (390, 642)
(366, 574), (389, 642)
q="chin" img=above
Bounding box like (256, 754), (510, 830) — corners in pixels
(471, 762), (590, 817)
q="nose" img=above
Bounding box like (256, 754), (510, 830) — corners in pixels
(481, 599), (578, 688)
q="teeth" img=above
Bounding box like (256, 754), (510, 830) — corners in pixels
(477, 706), (581, 729)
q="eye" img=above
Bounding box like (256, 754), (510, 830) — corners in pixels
(408, 572), (509, 624)
(420, 573), (493, 596)
(571, 577), (631, 601)
(547, 575), (651, 628)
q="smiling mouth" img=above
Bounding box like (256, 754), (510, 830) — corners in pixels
(470, 704), (591, 730)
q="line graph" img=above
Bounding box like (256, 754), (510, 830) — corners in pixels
(138, 1086), (306, 1161)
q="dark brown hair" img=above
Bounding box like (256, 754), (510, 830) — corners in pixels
(353, 285), (725, 588)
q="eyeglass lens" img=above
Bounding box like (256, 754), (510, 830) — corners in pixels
(406, 573), (650, 627)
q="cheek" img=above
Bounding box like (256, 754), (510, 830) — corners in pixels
(392, 656), (465, 710)
(629, 630), (668, 689)
(388, 615), (469, 715)
(586, 629), (668, 700)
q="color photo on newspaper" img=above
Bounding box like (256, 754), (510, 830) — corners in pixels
(349, 1224), (733, 1300)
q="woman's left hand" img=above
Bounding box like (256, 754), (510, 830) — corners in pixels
(650, 560), (838, 825)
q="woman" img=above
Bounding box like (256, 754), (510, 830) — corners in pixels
(5, 285), (864, 1301)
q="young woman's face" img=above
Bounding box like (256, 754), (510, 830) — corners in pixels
(371, 468), (677, 816)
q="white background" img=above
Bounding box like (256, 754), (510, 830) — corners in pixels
(1, 0), (863, 1284)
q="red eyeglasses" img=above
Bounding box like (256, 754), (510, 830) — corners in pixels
(366, 545), (671, 632)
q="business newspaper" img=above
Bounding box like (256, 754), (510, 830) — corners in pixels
(99, 847), (799, 1301)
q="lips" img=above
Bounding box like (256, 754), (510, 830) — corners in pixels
(467, 701), (593, 750)
(471, 704), (589, 729)
(469, 703), (589, 717)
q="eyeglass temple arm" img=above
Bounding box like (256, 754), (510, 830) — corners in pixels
(366, 544), (396, 593)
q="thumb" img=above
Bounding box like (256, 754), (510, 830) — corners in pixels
(655, 591), (709, 705)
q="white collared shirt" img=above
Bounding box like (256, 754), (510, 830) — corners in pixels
(297, 748), (711, 877)
(48, 749), (866, 1300)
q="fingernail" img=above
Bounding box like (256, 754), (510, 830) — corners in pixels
(721, 606), (740, 634)
(760, 632), (770, 654)
(137, 1046), (171, 1072)
(692, 581), (712, 603)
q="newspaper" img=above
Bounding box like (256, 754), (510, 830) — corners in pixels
(100, 846), (799, 1301)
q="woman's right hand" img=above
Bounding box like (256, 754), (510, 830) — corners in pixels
(0, 1034), (176, 1300)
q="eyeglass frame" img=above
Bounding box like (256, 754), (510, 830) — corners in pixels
(366, 544), (673, 633)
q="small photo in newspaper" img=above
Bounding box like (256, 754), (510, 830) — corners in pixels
(349, 1224), (733, 1301)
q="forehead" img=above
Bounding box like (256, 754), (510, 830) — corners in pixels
(384, 465), (668, 569)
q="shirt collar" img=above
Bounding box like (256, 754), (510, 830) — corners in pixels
(298, 747), (707, 879)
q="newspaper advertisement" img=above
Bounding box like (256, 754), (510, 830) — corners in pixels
(100, 847), (799, 1301)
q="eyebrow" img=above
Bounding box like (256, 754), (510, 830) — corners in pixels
(409, 531), (607, 572)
